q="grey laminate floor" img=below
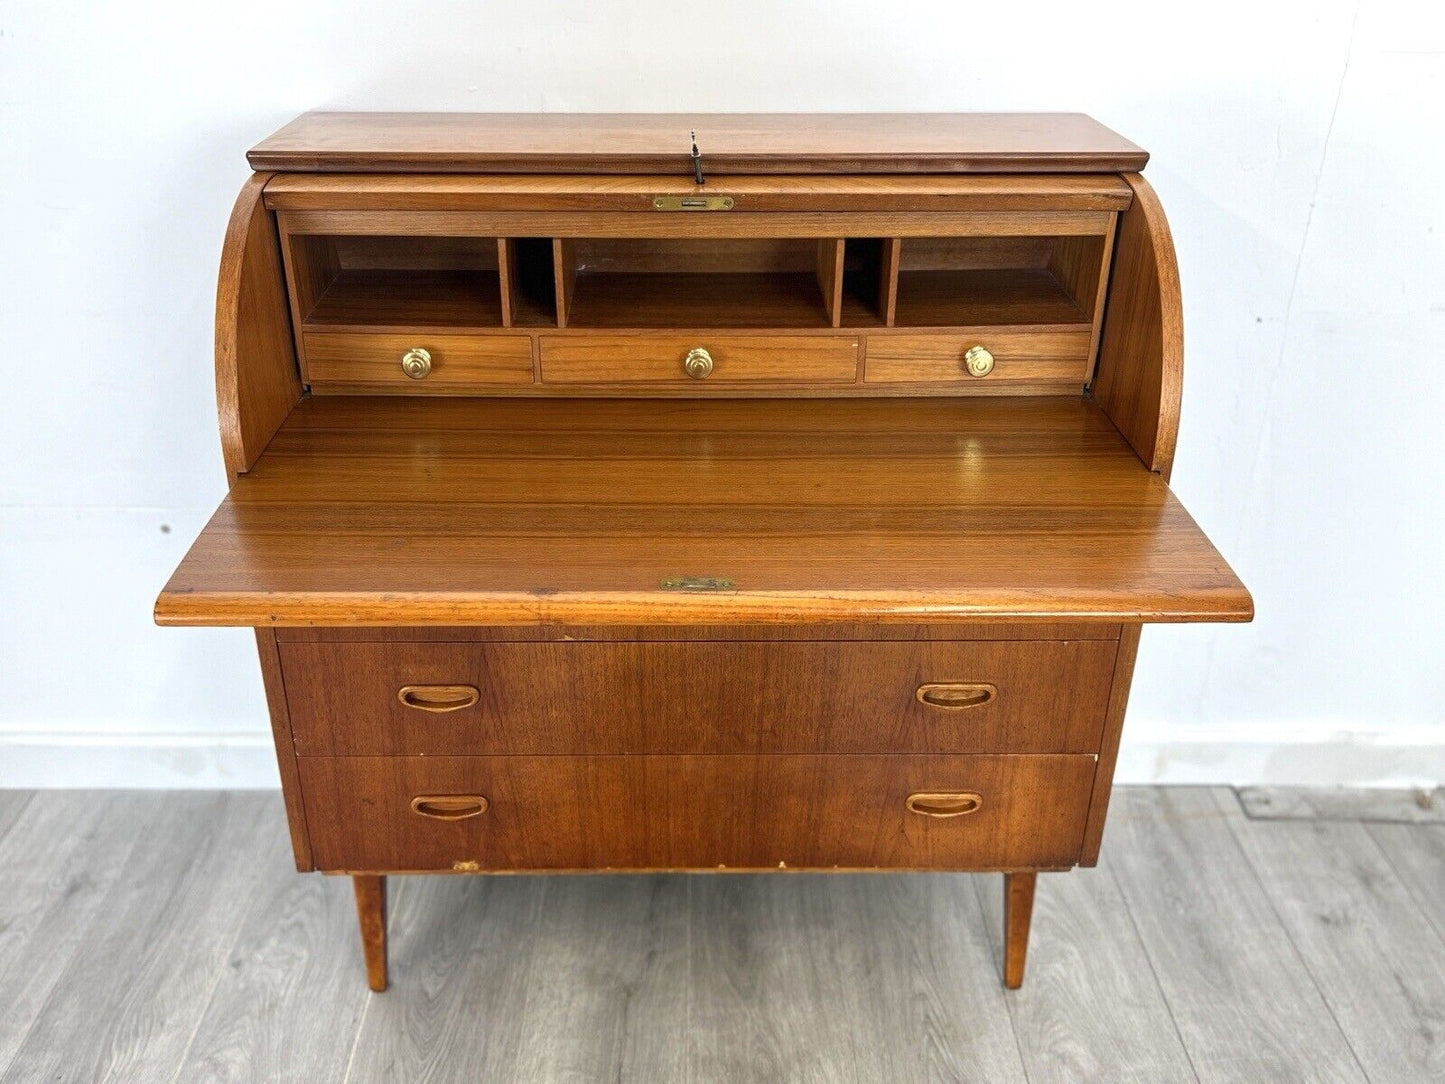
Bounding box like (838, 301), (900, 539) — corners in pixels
(0, 787), (1441, 1083)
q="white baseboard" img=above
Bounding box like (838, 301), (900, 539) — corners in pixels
(1116, 739), (1444, 789)
(0, 730), (1440, 790)
(0, 732), (280, 789)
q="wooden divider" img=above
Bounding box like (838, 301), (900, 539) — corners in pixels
(816, 240), (846, 328)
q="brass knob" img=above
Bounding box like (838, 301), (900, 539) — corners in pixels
(683, 347), (714, 379)
(964, 345), (994, 378)
(400, 347), (433, 380)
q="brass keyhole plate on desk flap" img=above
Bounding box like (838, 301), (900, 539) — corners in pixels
(661, 576), (736, 591)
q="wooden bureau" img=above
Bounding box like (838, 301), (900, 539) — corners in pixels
(156, 112), (1251, 993)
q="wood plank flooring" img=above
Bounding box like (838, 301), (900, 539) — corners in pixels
(0, 787), (1440, 1083)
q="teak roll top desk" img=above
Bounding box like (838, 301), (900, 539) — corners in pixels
(157, 113), (1251, 992)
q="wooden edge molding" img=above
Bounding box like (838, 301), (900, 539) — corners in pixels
(254, 628), (314, 871)
(261, 173), (1137, 212)
(154, 590), (1256, 629)
(1078, 625), (1142, 865)
(1090, 173), (1183, 480)
(273, 623), (1122, 644)
(275, 207), (1113, 240)
(245, 112), (1148, 176)
(216, 173), (303, 482)
(318, 863), (1079, 876)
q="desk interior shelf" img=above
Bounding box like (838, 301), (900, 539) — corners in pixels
(291, 236), (506, 329)
(892, 236), (1102, 328)
(559, 239), (839, 329)
(280, 225), (1117, 393)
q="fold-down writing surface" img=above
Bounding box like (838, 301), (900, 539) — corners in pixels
(155, 396), (1251, 627)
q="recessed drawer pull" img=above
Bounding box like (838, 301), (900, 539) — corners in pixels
(410, 795), (489, 821)
(906, 792), (984, 818)
(397, 684), (480, 713)
(916, 682), (996, 710)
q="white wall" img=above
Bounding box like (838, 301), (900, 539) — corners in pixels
(1, 1), (1441, 787)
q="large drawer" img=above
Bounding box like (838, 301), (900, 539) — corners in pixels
(279, 639), (1117, 756)
(539, 334), (859, 385)
(297, 753), (1096, 872)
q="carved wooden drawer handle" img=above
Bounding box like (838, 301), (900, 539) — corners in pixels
(916, 682), (997, 710)
(410, 795), (489, 820)
(397, 685), (480, 713)
(906, 792), (984, 818)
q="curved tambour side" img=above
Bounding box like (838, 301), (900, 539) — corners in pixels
(216, 172), (303, 483)
(215, 174), (313, 869)
(1079, 172), (1184, 865)
(1090, 172), (1183, 482)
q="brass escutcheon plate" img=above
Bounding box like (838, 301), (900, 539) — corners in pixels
(661, 576), (736, 591)
(653, 195), (735, 211)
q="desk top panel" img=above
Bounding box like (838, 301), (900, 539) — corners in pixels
(248, 113), (1149, 175)
(156, 396), (1249, 628)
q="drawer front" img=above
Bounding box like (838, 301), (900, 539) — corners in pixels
(303, 332), (533, 388)
(298, 753), (1095, 872)
(539, 334), (859, 384)
(864, 331), (1091, 386)
(280, 639), (1116, 756)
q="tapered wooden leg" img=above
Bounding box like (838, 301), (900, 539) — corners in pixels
(353, 874), (388, 992)
(1002, 871), (1037, 989)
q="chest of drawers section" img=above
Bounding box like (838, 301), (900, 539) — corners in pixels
(277, 633), (1120, 874)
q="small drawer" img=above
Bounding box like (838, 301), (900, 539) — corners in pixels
(539, 334), (858, 385)
(864, 331), (1091, 386)
(279, 639), (1118, 757)
(303, 332), (533, 389)
(297, 753), (1097, 872)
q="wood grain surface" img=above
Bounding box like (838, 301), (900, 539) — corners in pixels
(1079, 623), (1142, 865)
(277, 207), (1112, 241)
(974, 864), (1197, 1082)
(155, 396), (1251, 627)
(689, 873), (1027, 1081)
(864, 329), (1091, 386)
(278, 638), (1117, 756)
(0, 794), (168, 1070)
(1091, 173), (1183, 478)
(304, 331), (533, 389)
(254, 628), (313, 871)
(248, 113), (1148, 175)
(1219, 791), (1445, 1080)
(171, 819), (370, 1082)
(272, 622), (1121, 642)
(2, 795), (275, 1083)
(1105, 788), (1368, 1082)
(6, 788), (1433, 1082)
(297, 753), (1096, 872)
(215, 174), (302, 479)
(539, 333), (857, 382)
(1002, 870), (1037, 988)
(261, 172), (1136, 212)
